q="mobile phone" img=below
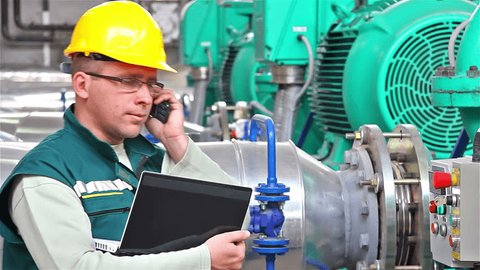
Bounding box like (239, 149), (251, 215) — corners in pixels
(150, 101), (170, 124)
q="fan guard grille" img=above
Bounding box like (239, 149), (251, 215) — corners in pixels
(385, 20), (467, 156)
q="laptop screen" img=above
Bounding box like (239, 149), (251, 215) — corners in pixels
(118, 171), (252, 252)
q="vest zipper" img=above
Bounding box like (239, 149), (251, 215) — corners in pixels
(135, 156), (149, 179)
(88, 207), (130, 217)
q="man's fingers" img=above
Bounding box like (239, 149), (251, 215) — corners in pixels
(223, 230), (250, 243)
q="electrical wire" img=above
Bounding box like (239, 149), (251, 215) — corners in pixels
(249, 100), (274, 116)
(295, 34), (315, 102)
(448, 4), (480, 67)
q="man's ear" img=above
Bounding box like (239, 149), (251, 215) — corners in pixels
(72, 72), (90, 99)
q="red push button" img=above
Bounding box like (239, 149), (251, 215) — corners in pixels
(429, 201), (437, 213)
(433, 172), (452, 189)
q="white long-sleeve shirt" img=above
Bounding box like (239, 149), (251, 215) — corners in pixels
(9, 139), (235, 269)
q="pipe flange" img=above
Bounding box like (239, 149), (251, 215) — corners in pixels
(270, 65), (305, 84)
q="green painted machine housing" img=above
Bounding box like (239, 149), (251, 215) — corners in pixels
(432, 4), (480, 140)
(180, 0), (251, 112)
(310, 0), (476, 166)
(246, 0), (354, 154)
(254, 0), (316, 65)
(253, 0), (355, 65)
(226, 2), (325, 153)
(180, 0), (219, 68)
(180, 0), (249, 68)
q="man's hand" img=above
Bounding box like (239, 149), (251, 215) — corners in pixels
(205, 230), (250, 270)
(145, 88), (188, 162)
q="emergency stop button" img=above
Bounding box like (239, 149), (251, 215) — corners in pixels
(433, 172), (452, 189)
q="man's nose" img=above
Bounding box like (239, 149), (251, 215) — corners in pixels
(135, 84), (154, 104)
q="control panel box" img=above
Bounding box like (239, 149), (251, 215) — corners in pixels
(429, 157), (480, 268)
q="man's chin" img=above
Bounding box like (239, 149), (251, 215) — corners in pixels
(120, 127), (142, 139)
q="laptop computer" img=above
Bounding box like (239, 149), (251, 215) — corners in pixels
(94, 171), (252, 255)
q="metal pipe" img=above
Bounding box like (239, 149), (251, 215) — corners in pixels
(188, 47), (213, 125)
(13, 0), (74, 31)
(266, 255), (275, 270)
(188, 67), (209, 125)
(273, 84), (301, 142)
(42, 0), (51, 67)
(248, 114), (290, 270)
(189, 79), (208, 125)
(273, 88), (285, 139)
(282, 85), (300, 141)
(1, 0), (53, 42)
(249, 114), (277, 183)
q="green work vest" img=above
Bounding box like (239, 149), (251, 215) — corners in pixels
(0, 105), (165, 269)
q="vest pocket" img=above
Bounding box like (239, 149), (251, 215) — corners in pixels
(81, 191), (134, 240)
(87, 206), (130, 217)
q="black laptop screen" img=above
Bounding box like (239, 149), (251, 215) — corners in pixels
(119, 171), (252, 251)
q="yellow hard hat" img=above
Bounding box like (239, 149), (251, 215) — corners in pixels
(64, 0), (176, 73)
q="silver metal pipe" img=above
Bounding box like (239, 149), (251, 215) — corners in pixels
(272, 88), (285, 138)
(274, 84), (300, 141)
(188, 67), (209, 125)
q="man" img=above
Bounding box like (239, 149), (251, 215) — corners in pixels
(0, 1), (249, 269)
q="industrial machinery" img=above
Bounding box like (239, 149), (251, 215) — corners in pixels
(181, 1), (338, 153)
(180, 0), (251, 125)
(181, 0), (478, 170)
(1, 1), (480, 269)
(251, 0), (352, 146)
(429, 3), (480, 268)
(190, 119), (431, 269)
(310, 0), (477, 168)
(0, 121), (434, 270)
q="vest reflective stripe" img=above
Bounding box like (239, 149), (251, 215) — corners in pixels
(73, 179), (133, 197)
(82, 191), (124, 199)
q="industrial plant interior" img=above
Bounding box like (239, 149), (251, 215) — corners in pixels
(1, 0), (479, 269)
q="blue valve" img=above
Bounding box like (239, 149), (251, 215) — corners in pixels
(249, 205), (285, 237)
(248, 114), (290, 270)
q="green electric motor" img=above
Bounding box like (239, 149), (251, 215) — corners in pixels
(310, 0), (477, 167)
